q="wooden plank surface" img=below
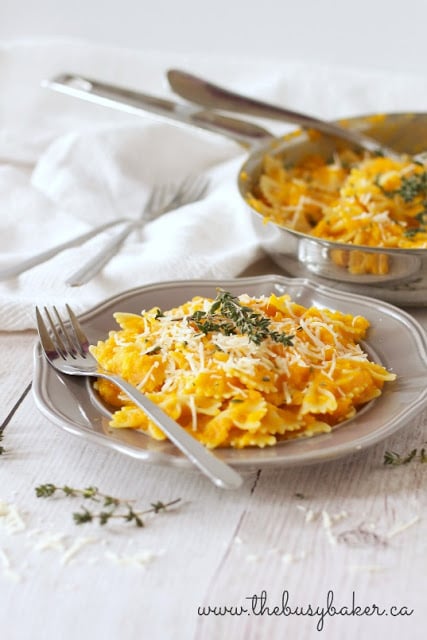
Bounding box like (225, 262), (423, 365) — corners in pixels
(0, 332), (34, 425)
(1, 312), (426, 639)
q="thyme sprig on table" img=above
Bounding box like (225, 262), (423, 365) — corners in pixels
(35, 483), (181, 528)
(0, 432), (5, 456)
(383, 448), (427, 466)
(187, 289), (294, 346)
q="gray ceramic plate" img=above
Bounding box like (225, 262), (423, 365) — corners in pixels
(32, 275), (427, 469)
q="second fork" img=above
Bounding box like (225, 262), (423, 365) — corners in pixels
(36, 303), (243, 490)
(66, 175), (209, 286)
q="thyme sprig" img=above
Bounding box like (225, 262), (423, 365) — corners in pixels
(397, 172), (427, 203)
(35, 483), (181, 528)
(187, 289), (294, 346)
(375, 170), (427, 237)
(376, 171), (427, 203)
(383, 448), (427, 466)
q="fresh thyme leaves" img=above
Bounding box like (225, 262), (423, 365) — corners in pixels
(188, 309), (236, 338)
(375, 171), (427, 237)
(415, 209), (427, 224)
(404, 228), (424, 238)
(376, 170), (427, 203)
(383, 449), (416, 465)
(187, 290), (294, 346)
(35, 484), (181, 528)
(397, 172), (427, 202)
(0, 432), (4, 455)
(383, 448), (427, 466)
(35, 484), (99, 498)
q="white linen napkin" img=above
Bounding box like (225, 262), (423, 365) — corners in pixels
(1, 40), (426, 330)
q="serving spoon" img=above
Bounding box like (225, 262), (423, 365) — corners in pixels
(167, 69), (407, 161)
(45, 73), (422, 163)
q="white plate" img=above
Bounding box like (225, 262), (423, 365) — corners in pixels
(33, 275), (427, 469)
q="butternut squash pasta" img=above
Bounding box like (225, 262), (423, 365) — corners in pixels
(90, 291), (396, 449)
(247, 151), (427, 249)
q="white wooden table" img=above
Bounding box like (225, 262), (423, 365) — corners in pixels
(1, 287), (426, 640)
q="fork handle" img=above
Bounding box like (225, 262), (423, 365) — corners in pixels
(66, 190), (194, 286)
(0, 218), (130, 280)
(66, 222), (136, 286)
(100, 372), (243, 490)
(167, 69), (400, 159)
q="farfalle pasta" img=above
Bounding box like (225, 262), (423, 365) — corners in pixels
(90, 292), (396, 449)
(247, 152), (427, 250)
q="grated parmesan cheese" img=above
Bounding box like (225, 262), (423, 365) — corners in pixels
(0, 500), (26, 534)
(60, 536), (98, 565)
(0, 546), (21, 582)
(91, 293), (396, 449)
(348, 564), (385, 573)
(105, 548), (164, 568)
(386, 515), (420, 539)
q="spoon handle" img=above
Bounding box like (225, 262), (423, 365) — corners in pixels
(167, 69), (400, 159)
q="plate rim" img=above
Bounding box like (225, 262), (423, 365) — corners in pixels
(32, 274), (427, 469)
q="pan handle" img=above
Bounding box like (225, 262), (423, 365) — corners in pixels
(166, 69), (400, 159)
(43, 74), (275, 149)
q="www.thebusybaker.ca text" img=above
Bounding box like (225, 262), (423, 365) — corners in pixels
(197, 589), (414, 631)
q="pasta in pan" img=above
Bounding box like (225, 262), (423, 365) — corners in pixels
(247, 152), (427, 250)
(90, 291), (396, 449)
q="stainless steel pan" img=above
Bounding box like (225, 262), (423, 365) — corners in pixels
(45, 73), (427, 306)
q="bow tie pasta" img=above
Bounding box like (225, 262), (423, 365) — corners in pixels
(90, 291), (396, 449)
(247, 151), (427, 275)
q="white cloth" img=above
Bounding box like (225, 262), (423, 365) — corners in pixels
(1, 40), (427, 331)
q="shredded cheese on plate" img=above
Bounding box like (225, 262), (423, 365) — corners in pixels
(90, 292), (396, 449)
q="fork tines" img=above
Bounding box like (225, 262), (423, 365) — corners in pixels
(36, 305), (89, 359)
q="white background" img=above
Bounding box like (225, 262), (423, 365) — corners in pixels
(1, 0), (426, 75)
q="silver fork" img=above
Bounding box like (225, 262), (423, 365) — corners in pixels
(66, 175), (209, 286)
(35, 304), (243, 490)
(0, 217), (132, 281)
